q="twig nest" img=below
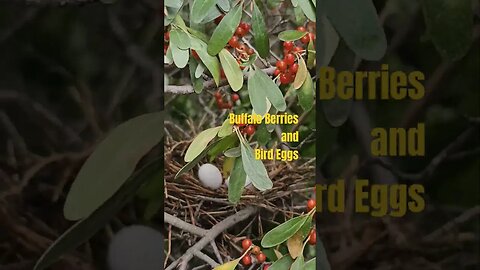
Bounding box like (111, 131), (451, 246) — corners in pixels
(107, 225), (163, 270)
(198, 163), (223, 189)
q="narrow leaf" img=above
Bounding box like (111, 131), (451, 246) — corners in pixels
(239, 139), (273, 191)
(247, 69), (268, 116)
(261, 215), (309, 247)
(278, 30), (307, 41)
(207, 3), (242, 55)
(64, 112), (163, 221)
(293, 57), (307, 89)
(268, 255), (294, 270)
(291, 254), (305, 270)
(252, 1), (270, 58)
(297, 71), (314, 111)
(298, 0), (316, 21)
(170, 29), (191, 50)
(213, 258), (241, 270)
(255, 68), (286, 112)
(219, 49), (244, 91)
(190, 36), (221, 85)
(324, 0), (387, 60)
(184, 127), (221, 162)
(218, 118), (233, 137)
(191, 0), (217, 24)
(35, 159), (162, 270)
(228, 158), (246, 203)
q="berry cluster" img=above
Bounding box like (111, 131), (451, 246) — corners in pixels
(214, 90), (235, 109)
(274, 26), (316, 85)
(215, 15), (255, 73)
(306, 193), (317, 245)
(240, 239), (267, 266)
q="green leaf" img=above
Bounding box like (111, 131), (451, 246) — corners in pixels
(189, 58), (204, 93)
(252, 1), (270, 58)
(165, 0), (182, 9)
(291, 254), (305, 270)
(269, 255), (294, 270)
(320, 41), (355, 127)
(278, 30), (307, 41)
(207, 3), (243, 55)
(318, 239), (332, 270)
(297, 71), (314, 111)
(291, 0), (299, 7)
(224, 146), (241, 157)
(219, 49), (244, 91)
(298, 0), (316, 21)
(213, 258), (241, 270)
(191, 0), (217, 24)
(228, 158), (246, 203)
(324, 0), (387, 60)
(170, 29), (191, 50)
(185, 127), (221, 162)
(34, 159), (162, 270)
(63, 112), (163, 221)
(261, 215), (309, 247)
(254, 123), (271, 146)
(247, 69), (268, 116)
(317, 14), (340, 66)
(293, 57), (308, 89)
(207, 134), (238, 161)
(298, 214), (313, 239)
(175, 140), (221, 179)
(307, 40), (315, 69)
(305, 258), (316, 270)
(217, 0), (230, 11)
(255, 68), (287, 112)
(170, 42), (190, 68)
(239, 139), (273, 191)
(218, 118), (233, 137)
(421, 0), (473, 61)
(190, 36), (221, 85)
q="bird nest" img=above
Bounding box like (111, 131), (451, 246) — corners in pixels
(163, 127), (315, 267)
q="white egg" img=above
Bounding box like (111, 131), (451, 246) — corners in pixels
(107, 225), (163, 270)
(198, 163), (223, 189)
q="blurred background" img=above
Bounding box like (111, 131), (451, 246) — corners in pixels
(317, 0), (479, 269)
(0, 1), (162, 269)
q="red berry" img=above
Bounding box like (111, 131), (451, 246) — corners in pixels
(307, 199), (316, 211)
(273, 69), (281, 77)
(240, 22), (251, 32)
(289, 63), (299, 74)
(286, 72), (295, 83)
(283, 41), (294, 51)
(300, 34), (310, 44)
(214, 91), (222, 99)
(256, 253), (266, 263)
(231, 93), (240, 102)
(252, 246), (261, 255)
(242, 239), (253, 251)
(223, 102), (233, 109)
(297, 26), (307, 32)
(235, 26), (246, 37)
(308, 229), (317, 245)
(263, 264), (271, 270)
(164, 31), (170, 41)
(237, 43), (247, 52)
(191, 49), (200, 60)
(284, 53), (295, 66)
(276, 60), (287, 71)
(308, 32), (316, 42)
(214, 15), (224, 24)
(245, 125), (256, 136)
(216, 99), (224, 108)
(247, 48), (255, 55)
(279, 73), (290, 85)
(242, 255), (252, 266)
(293, 46), (303, 53)
(228, 36), (240, 48)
